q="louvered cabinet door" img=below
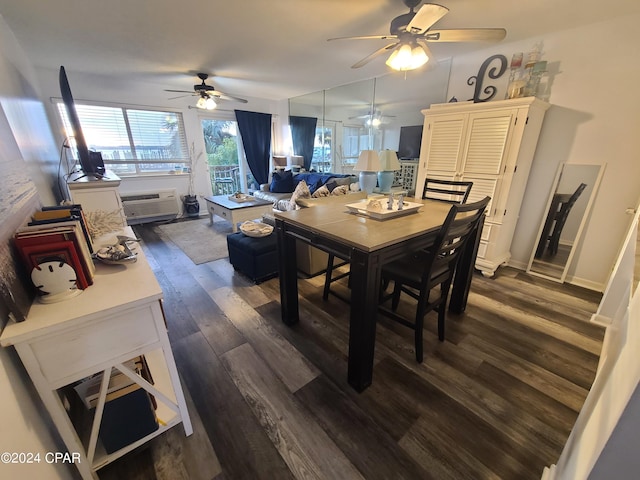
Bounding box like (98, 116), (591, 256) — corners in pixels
(459, 110), (516, 221)
(422, 113), (467, 177)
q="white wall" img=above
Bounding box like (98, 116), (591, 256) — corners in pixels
(445, 13), (640, 291)
(0, 14), (73, 480)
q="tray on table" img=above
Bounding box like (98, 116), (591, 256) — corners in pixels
(228, 193), (255, 203)
(345, 199), (422, 220)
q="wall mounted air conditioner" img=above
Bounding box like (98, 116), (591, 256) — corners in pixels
(121, 189), (180, 225)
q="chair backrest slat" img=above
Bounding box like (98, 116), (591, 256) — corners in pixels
(423, 178), (474, 204)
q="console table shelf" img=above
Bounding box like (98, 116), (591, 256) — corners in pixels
(0, 228), (192, 479)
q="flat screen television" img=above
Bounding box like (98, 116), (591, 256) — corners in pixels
(59, 66), (104, 178)
(397, 125), (423, 160)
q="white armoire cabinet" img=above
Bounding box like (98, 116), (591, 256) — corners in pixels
(416, 97), (549, 276)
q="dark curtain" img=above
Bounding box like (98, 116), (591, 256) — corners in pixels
(289, 115), (317, 171)
(235, 110), (272, 186)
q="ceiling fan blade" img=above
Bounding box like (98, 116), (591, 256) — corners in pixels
(164, 89), (194, 94)
(167, 93), (194, 100)
(351, 43), (399, 69)
(208, 91), (248, 104)
(406, 4), (449, 34)
(425, 28), (507, 43)
(328, 35), (398, 42)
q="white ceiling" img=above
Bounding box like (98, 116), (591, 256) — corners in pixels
(1, 0), (638, 103)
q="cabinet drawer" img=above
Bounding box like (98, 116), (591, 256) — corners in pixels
(31, 304), (161, 385)
(480, 223), (491, 242)
(210, 205), (229, 219)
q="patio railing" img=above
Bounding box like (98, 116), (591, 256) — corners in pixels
(210, 165), (240, 195)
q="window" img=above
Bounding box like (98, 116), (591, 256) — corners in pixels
(342, 125), (369, 165)
(56, 102), (189, 175)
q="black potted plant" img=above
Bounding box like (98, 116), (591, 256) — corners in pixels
(182, 145), (200, 217)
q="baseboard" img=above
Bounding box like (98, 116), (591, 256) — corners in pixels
(541, 464), (556, 480)
(564, 274), (605, 293)
(507, 259), (528, 271)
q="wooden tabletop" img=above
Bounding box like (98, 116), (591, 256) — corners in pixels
(274, 197), (452, 252)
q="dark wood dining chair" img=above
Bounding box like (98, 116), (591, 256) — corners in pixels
(547, 182), (587, 256)
(322, 252), (350, 302)
(325, 179), (476, 302)
(378, 196), (490, 363)
(423, 178), (473, 204)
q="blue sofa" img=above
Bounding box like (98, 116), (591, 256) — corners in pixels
(253, 171), (357, 206)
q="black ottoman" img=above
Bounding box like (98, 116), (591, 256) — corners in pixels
(226, 232), (278, 283)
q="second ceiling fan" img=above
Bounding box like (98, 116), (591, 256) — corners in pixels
(165, 73), (248, 109)
(328, 1), (506, 70)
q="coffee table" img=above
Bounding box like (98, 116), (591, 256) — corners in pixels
(204, 195), (273, 232)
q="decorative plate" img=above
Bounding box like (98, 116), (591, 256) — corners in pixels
(240, 221), (274, 237)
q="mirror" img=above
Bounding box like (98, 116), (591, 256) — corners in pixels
(528, 163), (605, 282)
(287, 59), (452, 174)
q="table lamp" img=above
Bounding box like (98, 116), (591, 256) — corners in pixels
(354, 150), (381, 195)
(288, 155), (304, 173)
(377, 150), (401, 193)
(272, 155), (287, 171)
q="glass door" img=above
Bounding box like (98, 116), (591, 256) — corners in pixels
(201, 119), (251, 194)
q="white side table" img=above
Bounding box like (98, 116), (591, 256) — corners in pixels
(0, 228), (192, 479)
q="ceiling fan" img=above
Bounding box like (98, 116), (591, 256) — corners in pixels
(349, 109), (396, 127)
(165, 73), (248, 109)
(328, 0), (506, 70)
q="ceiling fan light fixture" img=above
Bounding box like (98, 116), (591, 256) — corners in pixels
(366, 116), (382, 127)
(385, 42), (429, 71)
(196, 96), (207, 109)
(196, 94), (217, 110)
(205, 96), (217, 110)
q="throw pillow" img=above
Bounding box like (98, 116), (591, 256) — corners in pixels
(312, 185), (330, 198)
(334, 176), (354, 186)
(276, 198), (294, 211)
(331, 185), (349, 196)
(350, 181), (360, 192)
(270, 170), (294, 193)
(289, 180), (311, 210)
(325, 180), (338, 192)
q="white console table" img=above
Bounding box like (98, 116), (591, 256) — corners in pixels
(0, 228), (192, 479)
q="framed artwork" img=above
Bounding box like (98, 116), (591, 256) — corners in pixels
(0, 135), (40, 325)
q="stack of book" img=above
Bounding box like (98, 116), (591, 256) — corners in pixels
(14, 204), (95, 291)
(73, 355), (155, 409)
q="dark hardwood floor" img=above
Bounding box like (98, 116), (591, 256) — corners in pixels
(98, 221), (604, 480)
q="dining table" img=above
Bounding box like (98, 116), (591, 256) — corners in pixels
(274, 197), (483, 392)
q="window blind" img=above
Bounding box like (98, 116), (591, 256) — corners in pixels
(55, 101), (189, 175)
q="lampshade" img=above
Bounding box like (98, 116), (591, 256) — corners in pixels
(386, 43), (429, 71)
(378, 150), (401, 171)
(272, 155), (287, 168)
(288, 155), (304, 166)
(354, 150), (381, 172)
